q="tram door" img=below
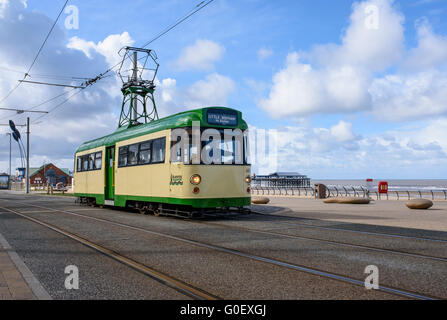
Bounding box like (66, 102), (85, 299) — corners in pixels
(105, 146), (115, 200)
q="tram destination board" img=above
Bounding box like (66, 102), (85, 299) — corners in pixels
(207, 109), (238, 126)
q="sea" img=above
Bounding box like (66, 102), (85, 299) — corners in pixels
(310, 179), (447, 191)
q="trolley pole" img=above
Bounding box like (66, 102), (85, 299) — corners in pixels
(26, 117), (30, 194)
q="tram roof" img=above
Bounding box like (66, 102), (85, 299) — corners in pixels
(75, 107), (248, 153)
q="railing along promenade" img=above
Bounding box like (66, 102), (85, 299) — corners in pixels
(251, 185), (447, 201)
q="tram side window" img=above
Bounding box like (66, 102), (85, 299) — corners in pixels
(139, 142), (151, 164)
(88, 154), (94, 170)
(77, 152), (103, 172)
(82, 156), (89, 171)
(94, 152), (102, 170)
(128, 144), (139, 166)
(152, 138), (166, 163)
(118, 146), (128, 167)
(118, 137), (165, 167)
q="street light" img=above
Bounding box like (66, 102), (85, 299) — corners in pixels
(0, 106), (47, 194)
(5, 133), (11, 187)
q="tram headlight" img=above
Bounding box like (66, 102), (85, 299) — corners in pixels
(245, 176), (251, 184)
(190, 174), (201, 185)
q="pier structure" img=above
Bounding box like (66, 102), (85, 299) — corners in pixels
(252, 172), (311, 188)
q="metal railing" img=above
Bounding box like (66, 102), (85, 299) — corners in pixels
(8, 183), (73, 192)
(251, 186), (316, 197)
(251, 185), (447, 200)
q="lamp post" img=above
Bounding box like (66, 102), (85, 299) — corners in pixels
(5, 133), (11, 187)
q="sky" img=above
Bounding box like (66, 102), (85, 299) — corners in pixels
(1, 0), (447, 179)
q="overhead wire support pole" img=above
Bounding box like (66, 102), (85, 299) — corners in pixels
(26, 117), (30, 194)
(9, 133), (11, 180)
(5, 133), (12, 187)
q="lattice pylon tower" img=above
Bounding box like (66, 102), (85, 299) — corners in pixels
(117, 47), (159, 128)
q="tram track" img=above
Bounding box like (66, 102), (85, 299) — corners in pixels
(2, 201), (441, 300)
(0, 205), (219, 301)
(190, 217), (447, 263)
(250, 210), (447, 244)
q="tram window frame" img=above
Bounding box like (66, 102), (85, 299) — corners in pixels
(127, 144), (139, 166)
(118, 146), (128, 167)
(82, 156), (88, 171)
(76, 151), (103, 172)
(94, 152), (102, 170)
(138, 141), (152, 165)
(152, 138), (166, 164)
(118, 137), (166, 168)
(170, 128), (250, 166)
(88, 154), (94, 171)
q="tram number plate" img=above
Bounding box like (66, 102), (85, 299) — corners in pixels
(207, 109), (238, 126)
(104, 200), (114, 206)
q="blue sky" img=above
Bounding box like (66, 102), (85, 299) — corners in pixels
(1, 0), (447, 179)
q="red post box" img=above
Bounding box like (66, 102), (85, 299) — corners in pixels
(378, 181), (388, 194)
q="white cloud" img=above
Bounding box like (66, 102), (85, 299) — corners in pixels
(175, 39), (225, 71)
(257, 47), (273, 61)
(259, 53), (371, 118)
(404, 18), (447, 70)
(0, 1), (133, 172)
(369, 70), (447, 121)
(251, 119), (447, 178)
(68, 32), (134, 67)
(330, 121), (357, 142)
(153, 73), (236, 117)
(260, 0), (447, 123)
(185, 73), (235, 107)
(307, 0), (404, 72)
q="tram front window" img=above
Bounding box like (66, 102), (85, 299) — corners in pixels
(171, 128), (249, 165)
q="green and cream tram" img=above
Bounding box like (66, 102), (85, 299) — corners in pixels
(74, 107), (251, 216)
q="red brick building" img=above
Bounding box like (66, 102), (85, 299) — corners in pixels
(29, 163), (72, 186)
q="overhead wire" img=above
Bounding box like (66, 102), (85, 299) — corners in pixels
(141, 0), (214, 48)
(2, 0), (215, 125)
(0, 0), (70, 105)
(0, 88), (77, 121)
(31, 87), (84, 124)
(83, 0), (215, 87)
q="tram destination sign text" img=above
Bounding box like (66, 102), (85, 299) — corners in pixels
(207, 109), (238, 126)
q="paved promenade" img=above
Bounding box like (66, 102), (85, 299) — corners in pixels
(0, 236), (35, 299)
(255, 197), (447, 232)
(0, 191), (446, 300)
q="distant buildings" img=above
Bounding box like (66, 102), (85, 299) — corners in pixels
(252, 172), (311, 188)
(27, 163), (72, 186)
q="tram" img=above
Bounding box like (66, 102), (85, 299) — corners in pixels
(73, 107), (251, 217)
